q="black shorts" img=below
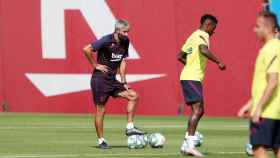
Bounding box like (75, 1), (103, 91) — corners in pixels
(91, 73), (126, 105)
(250, 118), (280, 149)
(180, 80), (203, 105)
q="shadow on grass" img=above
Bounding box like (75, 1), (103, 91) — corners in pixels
(91, 145), (128, 149)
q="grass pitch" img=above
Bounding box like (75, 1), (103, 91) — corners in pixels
(0, 113), (259, 158)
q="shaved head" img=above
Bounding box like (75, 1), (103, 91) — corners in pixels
(254, 11), (279, 40)
(258, 11), (279, 32)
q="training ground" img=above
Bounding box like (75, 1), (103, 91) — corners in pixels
(1, 113), (277, 158)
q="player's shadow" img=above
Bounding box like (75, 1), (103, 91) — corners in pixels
(203, 152), (209, 156)
(91, 145), (128, 149)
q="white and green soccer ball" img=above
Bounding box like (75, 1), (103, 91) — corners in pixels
(186, 131), (204, 147)
(127, 135), (148, 149)
(148, 133), (166, 148)
(245, 143), (253, 156)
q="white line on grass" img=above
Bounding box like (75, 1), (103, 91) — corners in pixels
(85, 151), (245, 157)
(0, 154), (78, 158)
(0, 124), (247, 130)
(0, 151), (245, 158)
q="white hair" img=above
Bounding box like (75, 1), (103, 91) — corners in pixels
(115, 19), (130, 32)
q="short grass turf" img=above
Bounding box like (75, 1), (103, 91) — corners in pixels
(0, 113), (268, 158)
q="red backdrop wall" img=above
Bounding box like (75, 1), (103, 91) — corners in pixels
(0, 0), (261, 116)
(0, 0), (5, 112)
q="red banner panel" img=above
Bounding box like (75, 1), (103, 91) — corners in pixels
(0, 0), (260, 116)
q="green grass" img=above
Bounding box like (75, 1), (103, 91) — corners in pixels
(0, 113), (255, 158)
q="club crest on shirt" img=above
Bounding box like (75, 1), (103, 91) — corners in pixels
(186, 47), (193, 54)
(110, 43), (115, 48)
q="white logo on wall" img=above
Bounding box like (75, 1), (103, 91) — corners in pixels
(26, 0), (165, 97)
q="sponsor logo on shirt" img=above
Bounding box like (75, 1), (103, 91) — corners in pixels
(110, 53), (123, 62)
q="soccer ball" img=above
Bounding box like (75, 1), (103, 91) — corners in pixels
(127, 135), (148, 149)
(245, 143), (253, 156)
(148, 133), (166, 148)
(186, 131), (203, 147)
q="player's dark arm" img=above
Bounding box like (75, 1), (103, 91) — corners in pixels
(237, 99), (252, 118)
(119, 59), (127, 84)
(83, 44), (97, 68)
(199, 44), (226, 70)
(83, 44), (108, 72)
(177, 51), (186, 65)
(252, 73), (278, 122)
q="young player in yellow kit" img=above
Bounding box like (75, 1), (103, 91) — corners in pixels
(177, 14), (226, 157)
(238, 11), (280, 158)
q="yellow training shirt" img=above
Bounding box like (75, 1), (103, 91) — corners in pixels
(180, 29), (210, 82)
(251, 38), (280, 120)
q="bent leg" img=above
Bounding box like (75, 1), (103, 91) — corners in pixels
(187, 102), (204, 135)
(118, 89), (139, 123)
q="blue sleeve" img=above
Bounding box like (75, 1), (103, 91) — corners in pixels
(123, 40), (130, 58)
(91, 36), (108, 52)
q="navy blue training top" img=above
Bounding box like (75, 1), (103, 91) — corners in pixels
(91, 34), (129, 76)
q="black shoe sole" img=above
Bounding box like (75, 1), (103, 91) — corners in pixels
(126, 132), (146, 136)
